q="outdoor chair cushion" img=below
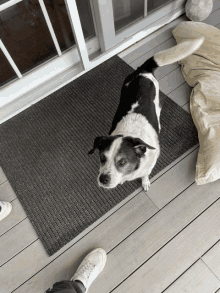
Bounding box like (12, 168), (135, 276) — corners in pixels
(172, 21), (220, 185)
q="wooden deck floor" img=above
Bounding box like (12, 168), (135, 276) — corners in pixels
(1, 2), (220, 292)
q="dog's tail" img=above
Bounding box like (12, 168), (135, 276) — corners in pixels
(154, 37), (204, 66)
(140, 37), (204, 74)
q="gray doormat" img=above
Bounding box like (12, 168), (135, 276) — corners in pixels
(0, 56), (198, 256)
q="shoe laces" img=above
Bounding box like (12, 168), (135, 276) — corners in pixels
(77, 260), (97, 281)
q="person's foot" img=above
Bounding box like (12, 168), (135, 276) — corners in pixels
(0, 201), (12, 221)
(71, 248), (107, 293)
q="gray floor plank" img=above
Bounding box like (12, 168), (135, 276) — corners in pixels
(111, 195), (220, 293)
(0, 199), (27, 237)
(0, 181), (17, 202)
(164, 259), (220, 293)
(155, 62), (180, 81)
(159, 66), (186, 95)
(129, 37), (177, 70)
(203, 6), (220, 26)
(168, 82), (192, 107)
(0, 218), (38, 266)
(0, 167), (7, 185)
(213, 0), (220, 11)
(183, 101), (190, 113)
(2, 191), (157, 293)
(120, 15), (187, 64)
(88, 180), (220, 293)
(202, 241), (220, 279)
(147, 147), (198, 209)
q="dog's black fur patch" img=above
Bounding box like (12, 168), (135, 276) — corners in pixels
(115, 137), (141, 173)
(109, 56), (160, 135)
(88, 135), (122, 154)
(109, 76), (159, 134)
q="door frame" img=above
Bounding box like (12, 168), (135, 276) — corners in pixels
(0, 0), (100, 106)
(0, 0), (187, 123)
(92, 0), (186, 52)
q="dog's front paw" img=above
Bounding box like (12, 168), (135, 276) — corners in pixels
(142, 176), (150, 191)
(120, 179), (125, 185)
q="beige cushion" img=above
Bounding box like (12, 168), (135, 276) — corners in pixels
(172, 21), (220, 185)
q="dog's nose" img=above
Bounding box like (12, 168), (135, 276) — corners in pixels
(99, 174), (110, 185)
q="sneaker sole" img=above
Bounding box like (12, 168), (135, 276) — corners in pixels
(0, 202), (12, 221)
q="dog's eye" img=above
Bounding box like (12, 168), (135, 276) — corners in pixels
(100, 154), (106, 163)
(118, 159), (126, 166)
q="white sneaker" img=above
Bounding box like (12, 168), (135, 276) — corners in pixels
(0, 201), (12, 222)
(71, 248), (107, 293)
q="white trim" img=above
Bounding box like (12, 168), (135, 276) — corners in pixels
(144, 0), (148, 17)
(0, 36), (100, 107)
(0, 63), (83, 124)
(0, 0), (184, 105)
(91, 0), (115, 52)
(38, 0), (62, 57)
(0, 0), (22, 12)
(0, 39), (22, 79)
(0, 5), (185, 123)
(113, 0), (131, 22)
(89, 0), (99, 41)
(64, 0), (90, 70)
(115, 0), (186, 42)
(0, 49), (77, 108)
(102, 0), (186, 50)
(118, 15), (185, 59)
(89, 5), (185, 68)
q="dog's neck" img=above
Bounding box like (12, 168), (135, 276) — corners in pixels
(111, 113), (159, 148)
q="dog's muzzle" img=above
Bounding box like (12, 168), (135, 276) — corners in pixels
(99, 173), (111, 186)
(98, 172), (121, 189)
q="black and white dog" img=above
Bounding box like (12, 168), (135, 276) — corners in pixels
(89, 37), (204, 191)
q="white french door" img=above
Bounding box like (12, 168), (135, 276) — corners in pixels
(93, 0), (186, 51)
(0, 0), (186, 122)
(0, 0), (99, 103)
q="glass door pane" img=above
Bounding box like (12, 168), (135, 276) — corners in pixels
(0, 0), (12, 4)
(0, 45), (17, 87)
(0, 1), (58, 75)
(113, 0), (145, 32)
(147, 0), (173, 14)
(0, 0), (96, 88)
(45, 0), (96, 52)
(102, 0), (184, 51)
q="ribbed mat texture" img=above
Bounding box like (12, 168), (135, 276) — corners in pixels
(0, 56), (198, 256)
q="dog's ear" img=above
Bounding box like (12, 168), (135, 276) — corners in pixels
(88, 135), (123, 155)
(88, 136), (104, 154)
(126, 137), (155, 158)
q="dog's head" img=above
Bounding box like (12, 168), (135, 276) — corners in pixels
(88, 135), (155, 188)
